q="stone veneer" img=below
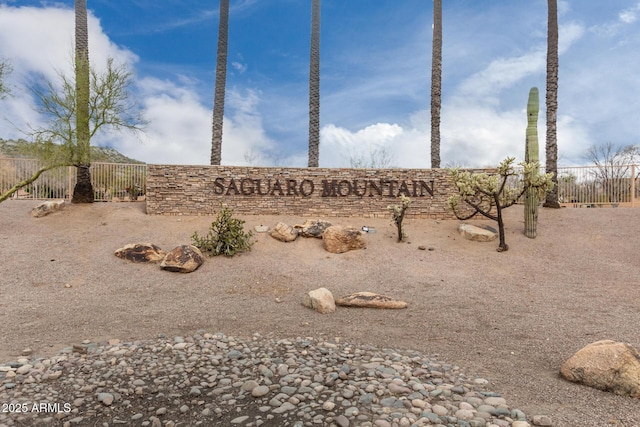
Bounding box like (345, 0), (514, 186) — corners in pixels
(146, 165), (492, 219)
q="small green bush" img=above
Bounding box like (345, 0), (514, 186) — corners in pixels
(191, 205), (254, 257)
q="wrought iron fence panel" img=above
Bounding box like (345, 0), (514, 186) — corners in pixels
(0, 158), (146, 202)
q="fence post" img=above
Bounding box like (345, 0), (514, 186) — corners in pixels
(68, 166), (74, 200)
(631, 164), (636, 207)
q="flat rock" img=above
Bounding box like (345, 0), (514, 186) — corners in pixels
(457, 223), (497, 242)
(30, 200), (65, 218)
(270, 222), (298, 242)
(160, 245), (204, 273)
(114, 243), (166, 263)
(560, 340), (640, 398)
(335, 292), (408, 309)
(302, 287), (336, 314)
(323, 226), (366, 253)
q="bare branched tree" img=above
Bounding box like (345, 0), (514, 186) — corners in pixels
(585, 143), (640, 203)
(349, 146), (395, 169)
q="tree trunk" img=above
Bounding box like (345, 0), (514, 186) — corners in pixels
(210, 0), (229, 166)
(73, 0), (93, 203)
(543, 0), (561, 208)
(430, 0), (442, 169)
(308, 0), (321, 168)
(72, 164), (94, 203)
(495, 194), (509, 252)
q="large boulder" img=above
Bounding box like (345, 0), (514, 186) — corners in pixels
(160, 245), (204, 273)
(322, 226), (366, 254)
(114, 243), (166, 263)
(270, 222), (299, 242)
(302, 288), (336, 314)
(335, 292), (408, 309)
(31, 200), (65, 218)
(560, 340), (640, 398)
(457, 223), (497, 242)
(295, 219), (332, 238)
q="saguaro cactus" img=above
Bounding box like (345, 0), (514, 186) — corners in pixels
(524, 87), (540, 238)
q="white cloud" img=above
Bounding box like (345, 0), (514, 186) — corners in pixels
(619, 3), (640, 24)
(104, 82), (277, 167)
(103, 77), (211, 165)
(559, 22), (586, 53)
(232, 61), (247, 74)
(590, 2), (640, 36)
(320, 123), (403, 168)
(0, 5), (136, 81)
(222, 88), (276, 166)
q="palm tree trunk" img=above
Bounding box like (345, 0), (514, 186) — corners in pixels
(210, 0), (229, 166)
(430, 0), (442, 169)
(544, 0), (561, 208)
(72, 0), (93, 203)
(308, 0), (321, 168)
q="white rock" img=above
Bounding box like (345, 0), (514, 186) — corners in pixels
(31, 200), (65, 218)
(322, 401), (336, 411)
(16, 364), (32, 375)
(457, 223), (497, 242)
(302, 287), (336, 314)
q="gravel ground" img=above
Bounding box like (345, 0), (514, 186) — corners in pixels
(0, 200), (639, 426)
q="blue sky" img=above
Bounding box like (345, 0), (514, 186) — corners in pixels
(0, 0), (639, 167)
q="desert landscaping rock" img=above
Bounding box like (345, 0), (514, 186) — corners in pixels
(335, 292), (408, 309)
(1, 332), (535, 427)
(322, 225), (366, 253)
(254, 224), (269, 233)
(160, 245), (204, 273)
(302, 287), (336, 314)
(269, 221), (299, 242)
(457, 223), (498, 242)
(114, 243), (166, 263)
(30, 199), (65, 218)
(294, 219), (332, 238)
(560, 340), (640, 398)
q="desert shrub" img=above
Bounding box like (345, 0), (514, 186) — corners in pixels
(191, 205), (253, 257)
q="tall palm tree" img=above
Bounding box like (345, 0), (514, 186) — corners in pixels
(72, 0), (94, 203)
(210, 0), (229, 166)
(544, 0), (560, 208)
(308, 0), (321, 167)
(430, 0), (442, 169)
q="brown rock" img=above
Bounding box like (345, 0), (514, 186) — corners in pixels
(114, 243), (166, 263)
(335, 292), (408, 309)
(160, 245), (204, 273)
(30, 200), (65, 218)
(322, 226), (366, 254)
(560, 340), (640, 398)
(295, 219), (332, 238)
(302, 287), (336, 314)
(270, 222), (298, 242)
(457, 223), (497, 242)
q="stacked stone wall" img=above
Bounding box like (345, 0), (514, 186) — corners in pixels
(146, 165), (494, 219)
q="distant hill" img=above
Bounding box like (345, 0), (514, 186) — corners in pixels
(0, 138), (145, 164)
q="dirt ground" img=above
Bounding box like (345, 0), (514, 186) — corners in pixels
(1, 200), (639, 426)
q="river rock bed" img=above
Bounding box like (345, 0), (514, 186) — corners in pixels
(0, 332), (536, 427)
